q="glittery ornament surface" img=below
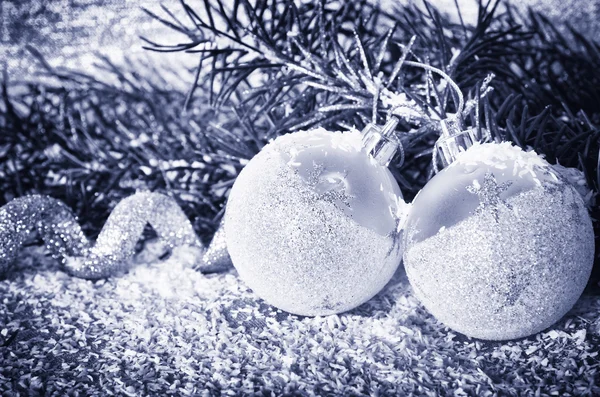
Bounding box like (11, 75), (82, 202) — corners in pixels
(552, 163), (594, 207)
(225, 128), (407, 316)
(403, 142), (595, 340)
(198, 217), (232, 273)
(0, 192), (202, 279)
(0, 195), (90, 274)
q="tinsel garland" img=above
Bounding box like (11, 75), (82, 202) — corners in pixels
(0, 192), (230, 279)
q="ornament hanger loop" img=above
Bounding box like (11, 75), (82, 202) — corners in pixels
(430, 73), (497, 173)
(402, 60), (465, 118)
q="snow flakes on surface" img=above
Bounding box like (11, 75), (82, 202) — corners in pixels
(0, 244), (599, 396)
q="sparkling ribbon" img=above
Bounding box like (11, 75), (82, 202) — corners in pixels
(0, 192), (231, 279)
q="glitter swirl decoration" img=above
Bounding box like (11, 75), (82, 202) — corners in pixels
(198, 217), (233, 273)
(402, 141), (595, 341)
(0, 195), (90, 274)
(0, 192), (204, 279)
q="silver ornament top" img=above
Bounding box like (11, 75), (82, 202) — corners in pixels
(434, 117), (492, 171)
(361, 117), (401, 167)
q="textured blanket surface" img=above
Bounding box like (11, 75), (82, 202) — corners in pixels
(1, 243), (599, 396)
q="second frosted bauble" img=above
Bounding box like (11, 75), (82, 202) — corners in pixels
(403, 142), (595, 340)
(225, 128), (406, 316)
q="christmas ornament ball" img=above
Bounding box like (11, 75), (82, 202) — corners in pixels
(225, 128), (406, 316)
(403, 142), (595, 340)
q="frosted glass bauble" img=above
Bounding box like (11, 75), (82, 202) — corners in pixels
(225, 128), (406, 316)
(403, 142), (595, 340)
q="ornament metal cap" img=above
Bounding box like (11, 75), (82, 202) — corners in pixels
(434, 117), (489, 171)
(361, 117), (401, 167)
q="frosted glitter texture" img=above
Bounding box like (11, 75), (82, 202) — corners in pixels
(0, 195), (90, 274)
(198, 217), (233, 273)
(225, 128), (406, 316)
(0, 192), (202, 279)
(65, 192), (201, 279)
(403, 142), (595, 340)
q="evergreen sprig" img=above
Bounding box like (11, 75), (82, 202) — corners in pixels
(141, 0), (541, 191)
(142, 0), (528, 128)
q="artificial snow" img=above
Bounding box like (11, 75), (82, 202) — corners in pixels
(1, 242), (599, 395)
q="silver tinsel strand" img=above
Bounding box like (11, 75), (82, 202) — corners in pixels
(197, 217), (232, 273)
(0, 195), (90, 274)
(0, 192), (205, 279)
